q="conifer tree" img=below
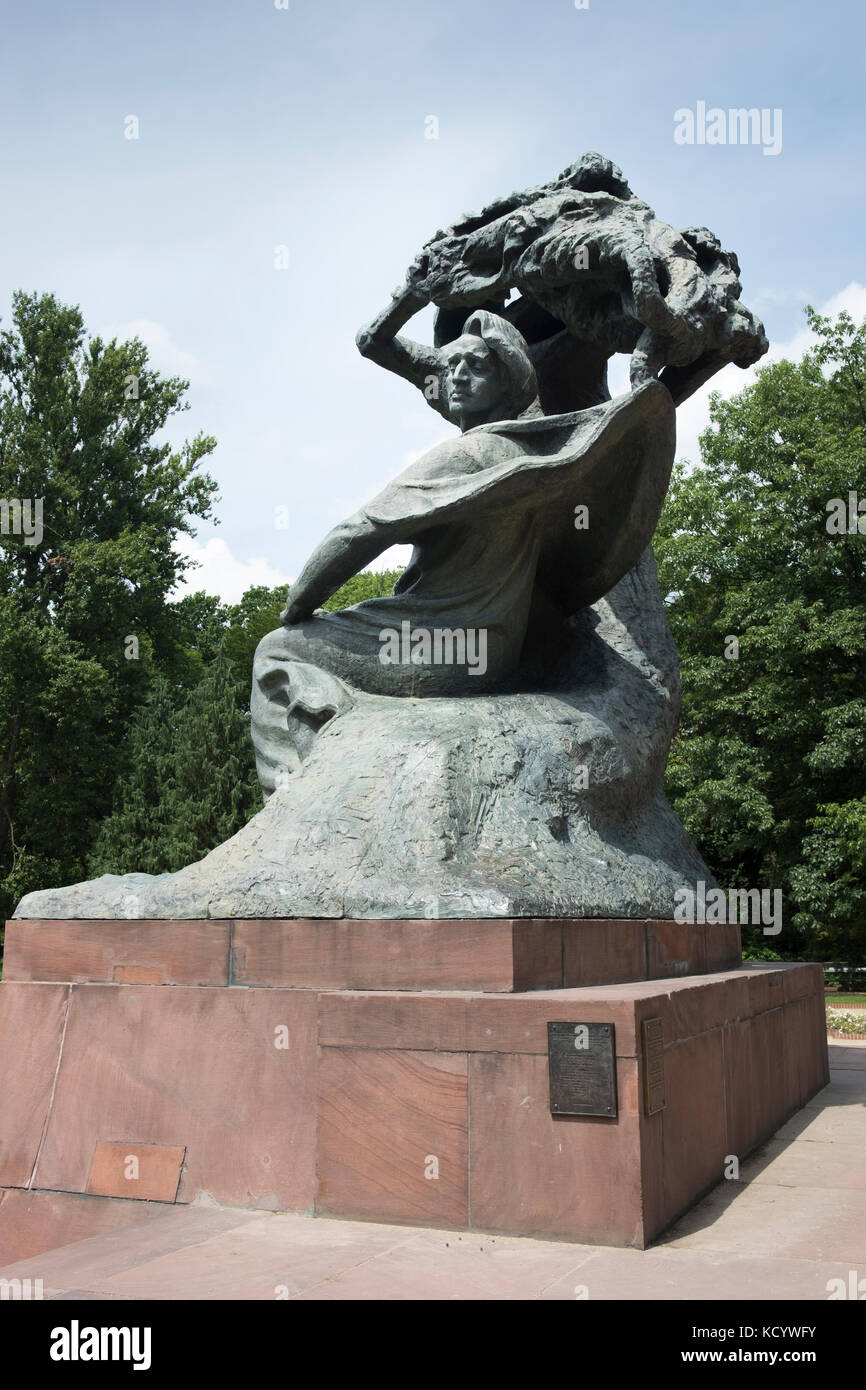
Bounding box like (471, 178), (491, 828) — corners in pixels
(89, 648), (260, 877)
(87, 674), (183, 876)
(164, 645), (261, 868)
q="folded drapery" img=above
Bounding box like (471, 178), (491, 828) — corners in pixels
(250, 381), (675, 793)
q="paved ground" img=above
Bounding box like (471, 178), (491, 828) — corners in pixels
(1, 1041), (863, 1301)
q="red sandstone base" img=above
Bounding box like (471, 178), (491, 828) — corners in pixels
(2, 915), (741, 992)
(0, 918), (828, 1253)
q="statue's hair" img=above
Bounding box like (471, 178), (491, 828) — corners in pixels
(460, 310), (539, 416)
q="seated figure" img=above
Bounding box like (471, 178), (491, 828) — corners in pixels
(252, 305), (675, 794)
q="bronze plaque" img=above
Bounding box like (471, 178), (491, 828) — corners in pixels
(547, 1021), (617, 1117)
(641, 1016), (665, 1115)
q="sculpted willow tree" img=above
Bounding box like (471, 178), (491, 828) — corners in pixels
(0, 291), (217, 918)
(16, 154), (769, 923)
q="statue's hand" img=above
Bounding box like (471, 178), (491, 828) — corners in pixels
(281, 591), (313, 626)
(629, 329), (666, 390)
(403, 251), (431, 296)
(356, 278), (429, 358)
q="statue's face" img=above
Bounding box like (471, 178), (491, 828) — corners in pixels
(443, 335), (506, 425)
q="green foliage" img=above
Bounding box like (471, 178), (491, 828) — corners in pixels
(825, 1007), (866, 1036)
(89, 647), (260, 876)
(164, 645), (261, 868)
(222, 585), (285, 692)
(741, 944), (783, 963)
(86, 673), (183, 875)
(655, 307), (866, 962)
(177, 568), (404, 711)
(87, 571), (403, 876)
(0, 290), (217, 917)
(321, 569), (403, 612)
(791, 798), (866, 963)
(170, 589), (235, 688)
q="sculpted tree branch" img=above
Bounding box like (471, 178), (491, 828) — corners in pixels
(381, 152), (767, 407)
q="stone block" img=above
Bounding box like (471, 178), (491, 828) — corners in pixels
(86, 1142), (186, 1202)
(3, 920), (229, 987)
(0, 983), (69, 1187)
(32, 984), (317, 1211)
(317, 1048), (468, 1227)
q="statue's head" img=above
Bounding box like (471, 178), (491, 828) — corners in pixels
(442, 310), (539, 430)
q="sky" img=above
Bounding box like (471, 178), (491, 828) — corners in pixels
(1, 0), (863, 603)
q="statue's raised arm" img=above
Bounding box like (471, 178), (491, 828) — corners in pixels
(354, 268), (457, 421)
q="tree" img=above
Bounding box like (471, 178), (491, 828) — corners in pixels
(791, 798), (866, 971)
(321, 568), (404, 612)
(0, 290), (217, 917)
(654, 307), (866, 961)
(89, 647), (261, 877)
(88, 572), (404, 878)
(186, 568), (405, 712)
(87, 674), (183, 876)
(169, 589), (233, 689)
(163, 645), (261, 868)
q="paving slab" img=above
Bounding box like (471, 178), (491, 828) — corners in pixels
(774, 1099), (866, 1144)
(292, 1229), (595, 1301)
(804, 1068), (864, 1100)
(660, 1181), (866, 1264)
(738, 1138), (866, 1190)
(0, 1188), (171, 1266)
(50, 1213), (426, 1302)
(829, 1048), (866, 1069)
(0, 1204), (264, 1286)
(538, 1248), (861, 1301)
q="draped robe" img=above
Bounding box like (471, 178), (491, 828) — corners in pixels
(252, 380), (675, 793)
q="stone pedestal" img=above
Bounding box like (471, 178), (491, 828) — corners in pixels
(0, 918), (828, 1253)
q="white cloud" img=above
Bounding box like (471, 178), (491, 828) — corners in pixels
(762, 282), (866, 368)
(672, 282), (866, 467)
(377, 544), (413, 572)
(331, 432), (451, 527)
(172, 532), (409, 605)
(671, 362), (742, 468)
(607, 355), (631, 397)
(99, 319), (212, 387)
(172, 535), (290, 605)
